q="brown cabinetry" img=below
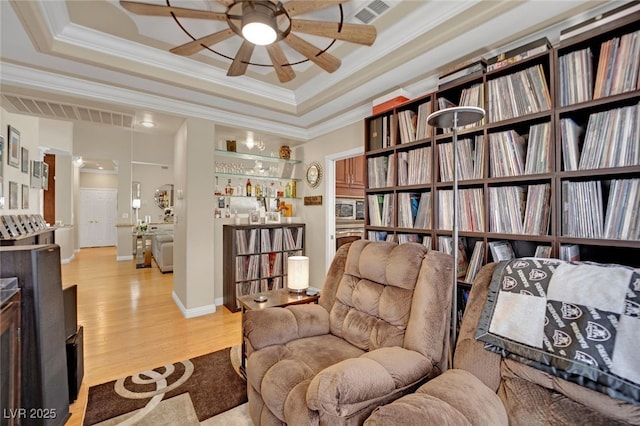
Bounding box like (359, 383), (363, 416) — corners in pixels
(336, 155), (365, 197)
(363, 13), (640, 277)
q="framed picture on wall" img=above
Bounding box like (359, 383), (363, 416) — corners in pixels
(7, 125), (20, 168)
(0, 135), (4, 177)
(21, 184), (29, 209)
(42, 162), (49, 190)
(31, 160), (42, 189)
(21, 147), (29, 173)
(9, 181), (18, 209)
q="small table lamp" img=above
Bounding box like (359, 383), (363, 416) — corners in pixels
(427, 106), (485, 363)
(287, 256), (309, 293)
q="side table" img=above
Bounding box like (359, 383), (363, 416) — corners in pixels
(133, 232), (154, 268)
(237, 287), (320, 378)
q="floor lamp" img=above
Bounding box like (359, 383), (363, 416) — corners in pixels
(427, 106), (485, 364)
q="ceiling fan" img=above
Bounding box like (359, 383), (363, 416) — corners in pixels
(119, 0), (378, 83)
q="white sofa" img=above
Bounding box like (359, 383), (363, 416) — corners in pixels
(151, 232), (173, 273)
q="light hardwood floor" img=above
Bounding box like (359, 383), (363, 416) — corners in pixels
(61, 247), (242, 426)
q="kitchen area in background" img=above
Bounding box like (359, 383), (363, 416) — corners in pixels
(335, 154), (365, 249)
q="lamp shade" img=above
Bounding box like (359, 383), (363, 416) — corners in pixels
(287, 256), (309, 293)
(132, 198), (141, 209)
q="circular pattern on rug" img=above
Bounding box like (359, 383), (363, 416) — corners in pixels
(115, 360), (194, 399)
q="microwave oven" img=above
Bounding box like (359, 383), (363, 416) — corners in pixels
(336, 199), (365, 220)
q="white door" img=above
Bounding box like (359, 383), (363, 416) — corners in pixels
(79, 188), (117, 247)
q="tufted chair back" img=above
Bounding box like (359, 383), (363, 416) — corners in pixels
(328, 240), (451, 365)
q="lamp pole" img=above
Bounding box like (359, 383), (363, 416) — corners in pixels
(427, 106), (485, 366)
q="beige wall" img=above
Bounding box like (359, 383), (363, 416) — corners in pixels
(79, 172), (118, 188)
(0, 107), (41, 214)
(297, 121), (364, 287)
(132, 163), (174, 223)
(172, 118), (216, 317)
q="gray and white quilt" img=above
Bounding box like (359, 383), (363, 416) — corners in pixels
(476, 258), (640, 405)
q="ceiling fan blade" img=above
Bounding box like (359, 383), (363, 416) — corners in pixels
(227, 41), (255, 77)
(266, 44), (296, 83)
(170, 29), (235, 56)
(284, 33), (341, 73)
(291, 20), (377, 46)
(284, 1), (347, 18)
(119, 1), (226, 21)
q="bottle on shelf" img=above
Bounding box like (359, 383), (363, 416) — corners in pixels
(246, 179), (252, 196)
(277, 181), (285, 198)
(270, 182), (276, 197)
(225, 179), (233, 196)
(285, 181), (292, 198)
(255, 181), (262, 198)
(291, 181), (297, 198)
(215, 176), (222, 196)
(225, 204), (231, 218)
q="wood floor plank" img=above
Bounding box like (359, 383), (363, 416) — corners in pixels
(61, 247), (241, 426)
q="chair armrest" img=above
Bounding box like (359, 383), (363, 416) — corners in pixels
(365, 369), (508, 426)
(244, 304), (329, 350)
(307, 347), (430, 418)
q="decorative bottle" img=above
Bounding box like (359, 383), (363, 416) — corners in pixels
(225, 179), (233, 195)
(246, 179), (252, 196)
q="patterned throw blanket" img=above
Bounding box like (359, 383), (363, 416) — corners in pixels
(476, 258), (640, 405)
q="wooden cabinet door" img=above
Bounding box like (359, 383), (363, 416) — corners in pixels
(335, 158), (350, 194)
(350, 155), (366, 189)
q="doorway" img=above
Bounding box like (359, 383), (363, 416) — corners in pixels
(324, 147), (364, 272)
(78, 188), (117, 247)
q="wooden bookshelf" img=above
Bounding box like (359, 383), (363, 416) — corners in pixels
(223, 223), (305, 312)
(363, 13), (640, 285)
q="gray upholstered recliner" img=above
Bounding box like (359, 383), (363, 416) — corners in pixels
(243, 240), (454, 425)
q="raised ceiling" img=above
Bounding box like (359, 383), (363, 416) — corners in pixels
(0, 0), (625, 142)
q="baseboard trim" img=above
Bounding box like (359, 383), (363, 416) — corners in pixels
(215, 297), (224, 307)
(117, 255), (134, 261)
(61, 253), (75, 264)
(172, 291), (217, 318)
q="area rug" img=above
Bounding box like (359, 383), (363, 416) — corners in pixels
(84, 346), (249, 425)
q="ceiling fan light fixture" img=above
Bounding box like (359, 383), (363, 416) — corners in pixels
(241, 2), (277, 46)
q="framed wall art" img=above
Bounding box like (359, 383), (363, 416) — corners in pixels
(42, 162), (49, 190)
(31, 160), (42, 189)
(21, 147), (29, 173)
(0, 135), (4, 177)
(9, 181), (18, 209)
(7, 125), (20, 168)
(22, 184), (29, 209)
(0, 177), (4, 209)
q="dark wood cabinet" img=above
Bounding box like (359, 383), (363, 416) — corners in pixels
(363, 13), (640, 272)
(336, 155), (366, 197)
(0, 245), (70, 426)
(223, 224), (305, 312)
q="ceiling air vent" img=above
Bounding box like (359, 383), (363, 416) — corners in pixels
(2, 94), (134, 129)
(355, 0), (391, 24)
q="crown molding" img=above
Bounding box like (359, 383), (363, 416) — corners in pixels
(1, 62), (311, 140)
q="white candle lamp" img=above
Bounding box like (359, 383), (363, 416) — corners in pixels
(287, 256), (309, 293)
